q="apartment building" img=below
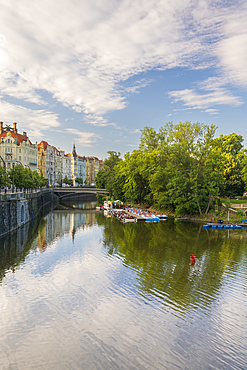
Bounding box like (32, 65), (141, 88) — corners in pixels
(0, 122), (38, 171)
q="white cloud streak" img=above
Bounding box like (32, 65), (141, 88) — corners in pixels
(66, 128), (101, 147)
(169, 87), (242, 109)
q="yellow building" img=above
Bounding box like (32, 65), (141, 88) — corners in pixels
(38, 140), (55, 186)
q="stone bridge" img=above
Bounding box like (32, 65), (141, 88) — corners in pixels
(53, 187), (109, 199)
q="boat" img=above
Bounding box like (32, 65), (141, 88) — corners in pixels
(110, 209), (137, 223)
(104, 200), (112, 210)
(157, 214), (168, 220)
(203, 224), (242, 229)
(122, 218), (137, 223)
(175, 217), (188, 221)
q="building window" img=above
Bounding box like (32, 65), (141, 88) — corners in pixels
(8, 139), (10, 143)
(19, 156), (21, 161)
(19, 149), (21, 153)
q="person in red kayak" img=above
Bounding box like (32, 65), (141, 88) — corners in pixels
(190, 254), (195, 263)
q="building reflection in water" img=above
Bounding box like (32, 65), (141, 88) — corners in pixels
(37, 210), (97, 250)
(0, 207), (97, 281)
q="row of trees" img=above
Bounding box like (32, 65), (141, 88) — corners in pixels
(95, 122), (247, 216)
(0, 166), (90, 189)
(0, 164), (48, 189)
(61, 176), (90, 186)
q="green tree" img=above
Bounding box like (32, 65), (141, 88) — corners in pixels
(116, 150), (151, 204)
(95, 169), (107, 189)
(76, 177), (84, 185)
(23, 167), (35, 189)
(39, 173), (48, 187)
(95, 151), (122, 198)
(63, 176), (73, 186)
(213, 133), (245, 196)
(116, 122), (224, 215)
(9, 165), (48, 189)
(9, 164), (25, 188)
(0, 166), (11, 187)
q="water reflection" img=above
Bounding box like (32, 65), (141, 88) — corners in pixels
(0, 203), (52, 282)
(0, 203), (98, 283)
(0, 204), (247, 369)
(98, 215), (247, 315)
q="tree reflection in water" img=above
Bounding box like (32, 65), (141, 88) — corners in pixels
(96, 214), (247, 314)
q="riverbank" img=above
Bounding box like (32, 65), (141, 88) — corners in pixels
(136, 204), (247, 225)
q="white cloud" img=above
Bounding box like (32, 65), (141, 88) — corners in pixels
(216, 5), (247, 86)
(129, 129), (140, 134)
(125, 79), (153, 94)
(0, 0), (246, 127)
(169, 88), (242, 110)
(205, 108), (219, 115)
(0, 98), (60, 140)
(65, 128), (101, 147)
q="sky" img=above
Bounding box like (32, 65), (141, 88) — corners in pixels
(0, 0), (247, 160)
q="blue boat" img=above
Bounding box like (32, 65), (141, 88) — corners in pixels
(145, 217), (160, 222)
(157, 214), (168, 220)
(203, 224), (242, 230)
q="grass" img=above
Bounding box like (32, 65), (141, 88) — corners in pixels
(220, 198), (247, 204)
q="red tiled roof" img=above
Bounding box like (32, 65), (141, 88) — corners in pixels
(38, 140), (48, 149)
(0, 131), (31, 145)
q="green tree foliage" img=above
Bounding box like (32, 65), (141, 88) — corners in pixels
(101, 122), (247, 215)
(0, 166), (11, 187)
(75, 177), (83, 185)
(116, 122), (225, 215)
(63, 176), (73, 186)
(241, 149), (247, 191)
(213, 133), (245, 196)
(8, 165), (48, 189)
(95, 151), (122, 198)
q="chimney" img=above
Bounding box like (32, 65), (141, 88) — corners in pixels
(0, 122), (3, 134)
(13, 122), (17, 134)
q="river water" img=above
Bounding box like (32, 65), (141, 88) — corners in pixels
(0, 201), (247, 369)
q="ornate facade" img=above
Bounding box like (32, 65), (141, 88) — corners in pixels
(0, 122), (103, 187)
(0, 122), (38, 171)
(38, 141), (55, 186)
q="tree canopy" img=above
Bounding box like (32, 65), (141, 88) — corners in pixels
(95, 122), (247, 215)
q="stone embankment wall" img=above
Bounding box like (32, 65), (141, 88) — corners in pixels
(0, 190), (56, 237)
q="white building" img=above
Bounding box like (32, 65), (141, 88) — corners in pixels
(70, 144), (85, 186)
(60, 151), (71, 182)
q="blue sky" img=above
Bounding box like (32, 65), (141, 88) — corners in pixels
(0, 0), (246, 160)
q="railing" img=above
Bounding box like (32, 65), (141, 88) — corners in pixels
(230, 203), (247, 209)
(0, 187), (51, 201)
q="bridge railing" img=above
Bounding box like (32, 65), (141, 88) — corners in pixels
(0, 188), (51, 201)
